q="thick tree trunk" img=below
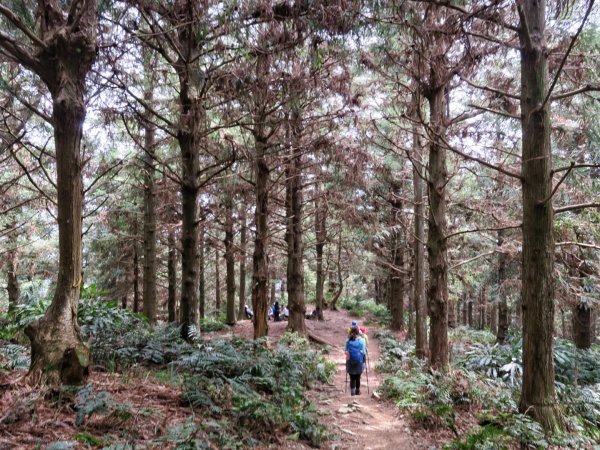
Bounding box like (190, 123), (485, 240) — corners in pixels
(225, 194), (236, 326)
(142, 89), (157, 323)
(174, 4), (204, 340)
(329, 233), (344, 311)
(315, 193), (327, 321)
(518, 0), (562, 430)
(168, 230), (177, 323)
(497, 230), (509, 343)
(426, 86), (449, 371)
(285, 115), (307, 335)
(238, 207), (247, 320)
(17, 0), (98, 384)
(251, 137), (270, 338)
(178, 130), (200, 338)
(413, 127), (427, 357)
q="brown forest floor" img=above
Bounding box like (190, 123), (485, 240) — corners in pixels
(0, 309), (444, 449)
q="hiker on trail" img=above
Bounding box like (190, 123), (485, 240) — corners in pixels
(273, 301), (281, 322)
(283, 305), (289, 320)
(345, 326), (366, 396)
(359, 326), (369, 353)
(347, 320), (362, 336)
(244, 304), (253, 319)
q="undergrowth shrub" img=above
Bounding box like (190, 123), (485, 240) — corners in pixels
(339, 296), (390, 325)
(177, 333), (334, 447)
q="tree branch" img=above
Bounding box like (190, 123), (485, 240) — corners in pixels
(0, 4), (47, 48)
(538, 161), (573, 205)
(541, 0), (595, 110)
(446, 223), (522, 240)
(554, 202), (600, 214)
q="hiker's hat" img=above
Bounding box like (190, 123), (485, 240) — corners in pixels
(351, 321), (357, 327)
(360, 326), (366, 334)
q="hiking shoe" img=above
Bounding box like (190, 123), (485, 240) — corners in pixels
(350, 388), (356, 396)
(356, 389), (361, 395)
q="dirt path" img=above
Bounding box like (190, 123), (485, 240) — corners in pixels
(229, 309), (423, 449)
(304, 309), (415, 450)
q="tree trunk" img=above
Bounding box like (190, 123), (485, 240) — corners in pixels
(390, 234), (404, 331)
(167, 230), (177, 323)
(329, 233), (343, 311)
(199, 221), (206, 320)
(142, 87), (157, 323)
(490, 302), (498, 336)
(215, 247), (221, 313)
(425, 86), (449, 371)
(518, 0), (562, 430)
(238, 206), (247, 320)
(479, 288), (487, 330)
(285, 112), (306, 335)
(225, 193), (236, 326)
(23, 1), (98, 383)
(174, 5), (204, 340)
(6, 232), (19, 311)
(467, 300), (473, 327)
(133, 236), (140, 314)
(251, 137), (270, 338)
(448, 301), (457, 329)
(315, 193), (327, 321)
(497, 230), (509, 343)
(413, 121), (427, 358)
(572, 303), (592, 349)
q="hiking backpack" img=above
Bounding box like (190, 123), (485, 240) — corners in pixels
(347, 339), (363, 365)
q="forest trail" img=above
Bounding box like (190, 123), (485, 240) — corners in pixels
(231, 309), (427, 449)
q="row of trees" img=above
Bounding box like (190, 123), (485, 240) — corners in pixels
(1, 0), (598, 432)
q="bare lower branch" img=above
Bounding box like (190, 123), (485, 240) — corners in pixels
(555, 241), (600, 250)
(554, 202), (600, 214)
(552, 84), (600, 101)
(446, 223), (522, 240)
(541, 0), (595, 110)
(450, 250), (496, 271)
(468, 103), (520, 120)
(0, 4), (47, 48)
(539, 161), (573, 205)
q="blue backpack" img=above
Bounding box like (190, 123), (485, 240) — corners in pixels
(347, 339), (363, 366)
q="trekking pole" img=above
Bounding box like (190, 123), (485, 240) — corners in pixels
(365, 362), (370, 394)
(345, 370), (348, 393)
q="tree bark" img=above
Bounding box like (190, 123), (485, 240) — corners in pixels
(572, 303), (592, 349)
(133, 236), (140, 314)
(167, 230), (177, 323)
(413, 121), (427, 358)
(425, 85), (449, 371)
(497, 230), (509, 343)
(390, 233), (404, 331)
(285, 111), (306, 335)
(215, 246), (221, 313)
(224, 192), (236, 326)
(237, 206), (247, 320)
(252, 135), (270, 338)
(250, 49), (271, 339)
(17, 0), (98, 384)
(518, 0), (562, 430)
(6, 231), (19, 311)
(142, 86), (157, 323)
(199, 221), (206, 320)
(315, 192), (327, 321)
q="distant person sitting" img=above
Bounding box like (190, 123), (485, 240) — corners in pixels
(244, 304), (253, 319)
(307, 307), (319, 320)
(283, 305), (289, 319)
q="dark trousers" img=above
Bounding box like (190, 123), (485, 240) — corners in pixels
(349, 374), (361, 393)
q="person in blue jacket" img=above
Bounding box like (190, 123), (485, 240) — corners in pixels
(345, 326), (366, 396)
